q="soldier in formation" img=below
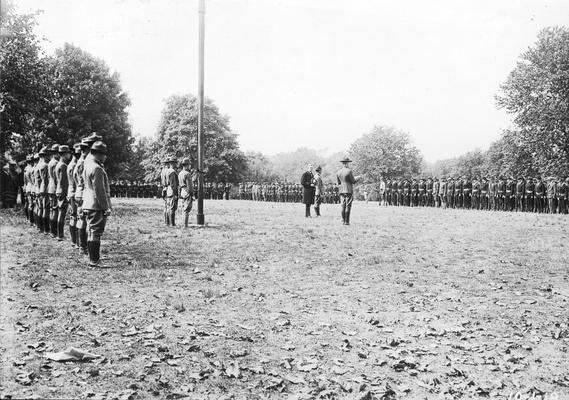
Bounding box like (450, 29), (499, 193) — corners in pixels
(14, 133), (113, 268)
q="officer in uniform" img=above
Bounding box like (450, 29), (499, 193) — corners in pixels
(75, 133), (102, 252)
(534, 177), (545, 213)
(446, 177), (454, 209)
(313, 166), (324, 216)
(480, 177), (489, 210)
(164, 156), (179, 226)
(440, 177), (447, 209)
(160, 159), (170, 225)
(463, 176), (472, 209)
(336, 157), (357, 225)
(67, 144), (80, 246)
(178, 158), (194, 227)
(546, 177), (557, 213)
(55, 145), (72, 240)
(83, 141), (112, 268)
(38, 146), (51, 234)
(47, 144), (60, 238)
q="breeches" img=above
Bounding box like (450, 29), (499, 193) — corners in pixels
(340, 194), (353, 213)
(85, 210), (107, 242)
(181, 196), (193, 213)
(167, 197), (178, 212)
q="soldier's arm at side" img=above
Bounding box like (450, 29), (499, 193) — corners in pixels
(93, 167), (110, 211)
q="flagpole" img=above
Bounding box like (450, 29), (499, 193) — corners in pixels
(196, 0), (205, 225)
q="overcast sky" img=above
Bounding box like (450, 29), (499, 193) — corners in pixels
(17, 0), (569, 162)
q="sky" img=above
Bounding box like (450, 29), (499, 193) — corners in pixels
(17, 0), (569, 162)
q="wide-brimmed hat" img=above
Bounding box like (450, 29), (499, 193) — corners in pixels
(58, 145), (71, 153)
(80, 138), (92, 148)
(73, 143), (82, 153)
(181, 157), (191, 165)
(165, 156), (177, 164)
(85, 132), (103, 144)
(90, 141), (107, 154)
(39, 146), (50, 156)
(315, 165), (322, 172)
(50, 144), (60, 153)
(340, 157), (352, 163)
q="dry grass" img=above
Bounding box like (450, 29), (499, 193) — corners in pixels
(1, 199), (568, 399)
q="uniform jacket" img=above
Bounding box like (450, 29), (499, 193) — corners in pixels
(74, 154), (87, 199)
(166, 167), (178, 197)
(38, 159), (49, 194)
(47, 158), (58, 194)
(336, 167), (356, 194)
(82, 158), (111, 211)
(314, 173), (324, 196)
(178, 170), (192, 198)
(67, 157), (78, 198)
(55, 159), (69, 196)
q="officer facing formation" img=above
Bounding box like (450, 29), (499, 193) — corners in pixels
(162, 156), (179, 226)
(336, 157), (358, 225)
(178, 157), (194, 228)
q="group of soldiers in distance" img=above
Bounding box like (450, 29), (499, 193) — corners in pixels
(237, 182), (341, 204)
(373, 175), (568, 214)
(109, 180), (231, 200)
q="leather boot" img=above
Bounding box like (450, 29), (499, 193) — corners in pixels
(165, 211), (170, 226)
(69, 226), (77, 245)
(44, 217), (50, 234)
(79, 228), (88, 253)
(305, 205), (311, 218)
(57, 220), (65, 240)
(341, 210), (346, 224)
(75, 227), (81, 248)
(184, 214), (189, 228)
(50, 218), (57, 238)
(345, 212), (350, 225)
(171, 212), (176, 226)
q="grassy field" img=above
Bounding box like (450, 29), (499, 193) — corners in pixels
(1, 199), (568, 400)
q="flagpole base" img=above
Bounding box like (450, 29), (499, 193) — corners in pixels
(197, 214), (205, 225)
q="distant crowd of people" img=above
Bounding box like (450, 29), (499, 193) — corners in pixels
(370, 176), (568, 214)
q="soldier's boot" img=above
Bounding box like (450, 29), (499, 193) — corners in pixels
(57, 220), (65, 240)
(315, 206), (320, 217)
(165, 211), (170, 226)
(341, 210), (346, 224)
(75, 227), (81, 248)
(69, 225), (77, 246)
(184, 214), (189, 228)
(170, 212), (176, 226)
(87, 241), (102, 268)
(305, 205), (311, 218)
(345, 212), (350, 225)
(79, 228), (88, 254)
(50, 218), (58, 238)
(44, 217), (50, 234)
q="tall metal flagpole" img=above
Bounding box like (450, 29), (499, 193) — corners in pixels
(196, 0), (205, 225)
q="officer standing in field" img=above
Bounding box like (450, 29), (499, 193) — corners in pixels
(55, 145), (72, 240)
(75, 133), (102, 252)
(178, 158), (194, 227)
(164, 156), (179, 226)
(67, 144), (80, 246)
(47, 144), (60, 238)
(336, 157), (358, 225)
(313, 165), (324, 217)
(82, 141), (112, 268)
(38, 147), (51, 234)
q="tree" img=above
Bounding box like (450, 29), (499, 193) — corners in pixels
(349, 125), (423, 181)
(243, 151), (277, 182)
(143, 94), (247, 183)
(0, 2), (51, 158)
(44, 43), (134, 176)
(496, 26), (569, 176)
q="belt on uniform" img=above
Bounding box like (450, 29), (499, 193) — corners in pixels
(506, 190), (512, 193)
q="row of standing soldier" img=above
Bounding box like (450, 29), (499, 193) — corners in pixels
(237, 182), (341, 204)
(20, 133), (112, 268)
(372, 176), (568, 213)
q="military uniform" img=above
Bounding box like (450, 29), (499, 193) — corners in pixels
(83, 141), (111, 268)
(67, 145), (80, 246)
(55, 145), (71, 240)
(47, 144), (60, 237)
(336, 157), (357, 225)
(313, 167), (324, 216)
(178, 158), (193, 227)
(164, 156), (179, 226)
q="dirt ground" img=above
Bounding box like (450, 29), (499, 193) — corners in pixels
(1, 199), (568, 400)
